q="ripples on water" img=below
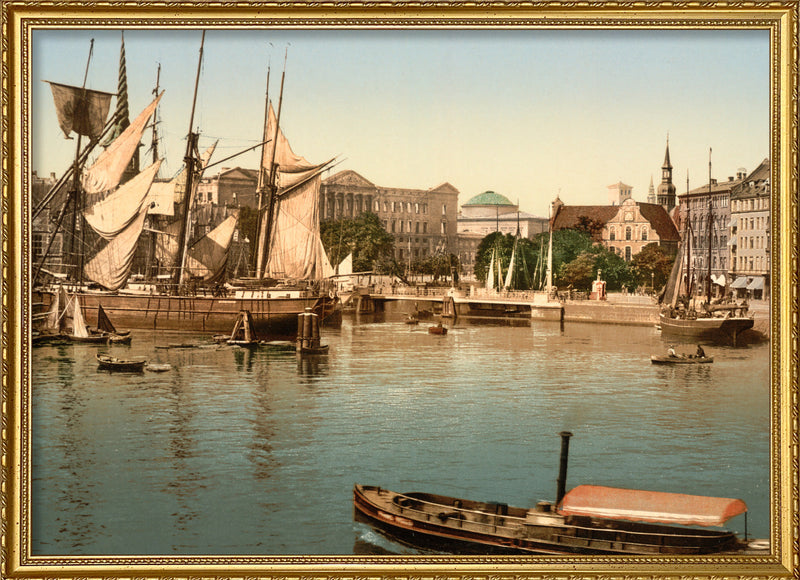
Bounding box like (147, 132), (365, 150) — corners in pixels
(31, 313), (770, 555)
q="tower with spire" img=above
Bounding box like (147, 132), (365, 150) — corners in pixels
(656, 135), (677, 212)
(647, 175), (656, 204)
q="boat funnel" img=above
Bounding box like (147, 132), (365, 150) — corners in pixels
(556, 431), (573, 506)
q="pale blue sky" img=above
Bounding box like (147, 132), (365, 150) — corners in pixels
(31, 28), (769, 217)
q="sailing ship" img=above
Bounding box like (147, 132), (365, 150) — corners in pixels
(658, 151), (753, 345)
(34, 34), (338, 338)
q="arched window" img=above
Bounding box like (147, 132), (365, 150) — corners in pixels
(625, 246), (632, 261)
(609, 228), (616, 241)
(625, 227), (632, 241)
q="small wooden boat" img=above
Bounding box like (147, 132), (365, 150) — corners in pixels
(355, 433), (748, 556)
(145, 362), (172, 372)
(107, 333), (132, 345)
(261, 340), (296, 351)
(96, 353), (146, 372)
(405, 315), (419, 325)
(651, 355), (714, 365)
(428, 324), (447, 335)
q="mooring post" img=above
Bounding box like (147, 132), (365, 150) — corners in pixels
(556, 431), (573, 506)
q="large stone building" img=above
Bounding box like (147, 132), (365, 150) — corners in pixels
(456, 191), (549, 277)
(676, 167), (747, 298)
(551, 196), (680, 261)
(320, 170), (460, 263)
(728, 158), (770, 299)
(195, 167), (259, 208)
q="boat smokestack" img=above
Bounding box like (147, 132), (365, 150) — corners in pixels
(556, 431), (573, 506)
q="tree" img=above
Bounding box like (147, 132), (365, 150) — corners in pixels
(559, 252), (597, 289)
(320, 212), (395, 273)
(630, 242), (676, 291)
(474, 232), (539, 290)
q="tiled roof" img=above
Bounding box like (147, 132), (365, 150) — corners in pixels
(551, 205), (619, 230)
(637, 202), (680, 241)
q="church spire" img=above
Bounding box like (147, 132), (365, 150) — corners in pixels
(662, 133), (672, 170)
(656, 134), (676, 212)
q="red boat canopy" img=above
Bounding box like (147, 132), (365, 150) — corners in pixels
(558, 485), (747, 527)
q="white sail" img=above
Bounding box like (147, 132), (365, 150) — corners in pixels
(184, 214), (239, 281)
(41, 286), (62, 334)
(338, 253), (353, 276)
(83, 159), (161, 240)
(69, 294), (90, 338)
(82, 92), (163, 195)
(84, 204), (150, 290)
(256, 101), (335, 280)
(486, 249), (495, 291)
(504, 238), (517, 289)
(265, 170), (334, 280)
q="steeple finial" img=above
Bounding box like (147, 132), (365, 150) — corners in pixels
(662, 134), (672, 169)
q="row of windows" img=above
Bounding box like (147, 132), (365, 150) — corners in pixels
(691, 235), (729, 248)
(609, 226), (648, 242)
(374, 200), (428, 214)
(733, 197), (768, 212)
(738, 235), (768, 250)
(738, 255), (768, 272)
(384, 220), (430, 234)
(737, 215), (769, 231)
(691, 255), (728, 270)
(687, 195), (728, 210)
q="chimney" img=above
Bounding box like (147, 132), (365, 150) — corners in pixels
(556, 431), (573, 506)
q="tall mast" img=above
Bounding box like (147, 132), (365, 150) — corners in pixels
(259, 47), (288, 279)
(252, 57), (271, 276)
(706, 148), (714, 303)
(546, 198), (554, 296)
(70, 39), (95, 284)
(174, 31), (205, 289)
(151, 63), (161, 166)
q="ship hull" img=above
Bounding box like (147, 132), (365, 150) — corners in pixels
(37, 289), (338, 338)
(659, 313), (754, 344)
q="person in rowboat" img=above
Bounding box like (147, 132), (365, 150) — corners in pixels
(668, 345), (678, 358)
(696, 344), (706, 358)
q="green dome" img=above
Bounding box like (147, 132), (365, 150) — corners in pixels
(464, 191), (515, 207)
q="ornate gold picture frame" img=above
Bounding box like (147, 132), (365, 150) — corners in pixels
(2, 2), (797, 579)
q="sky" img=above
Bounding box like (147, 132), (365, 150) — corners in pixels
(31, 28), (769, 217)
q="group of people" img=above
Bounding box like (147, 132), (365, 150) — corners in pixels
(667, 344), (706, 359)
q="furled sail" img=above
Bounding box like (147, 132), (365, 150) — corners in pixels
(184, 214), (239, 281)
(154, 221), (182, 270)
(46, 81), (114, 140)
(257, 101), (335, 280)
(84, 204), (150, 290)
(81, 92), (163, 195)
(265, 171), (334, 280)
(83, 160), (162, 240)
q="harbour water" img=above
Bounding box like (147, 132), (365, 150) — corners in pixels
(30, 313), (770, 556)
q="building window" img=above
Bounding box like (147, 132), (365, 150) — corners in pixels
(442, 204), (447, 215)
(641, 227), (648, 241)
(423, 223), (428, 234)
(609, 228), (616, 241)
(625, 246), (632, 261)
(441, 221), (446, 235)
(384, 201), (389, 212)
(400, 221), (405, 233)
(415, 222), (420, 234)
(391, 220), (396, 233)
(415, 203), (419, 214)
(625, 227), (632, 241)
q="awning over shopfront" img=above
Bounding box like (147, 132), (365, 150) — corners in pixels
(747, 276), (764, 290)
(558, 485), (747, 527)
(711, 274), (726, 286)
(730, 277), (749, 289)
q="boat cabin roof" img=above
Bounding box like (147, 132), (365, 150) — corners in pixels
(558, 485), (747, 527)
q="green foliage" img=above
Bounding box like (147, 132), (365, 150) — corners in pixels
(559, 252), (597, 289)
(411, 252), (460, 284)
(320, 212), (395, 273)
(630, 242), (676, 290)
(474, 232), (540, 290)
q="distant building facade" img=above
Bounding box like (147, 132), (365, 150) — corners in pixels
(676, 167), (747, 298)
(728, 158), (770, 300)
(551, 196), (680, 261)
(320, 170), (460, 264)
(456, 191), (549, 277)
(195, 167), (259, 208)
